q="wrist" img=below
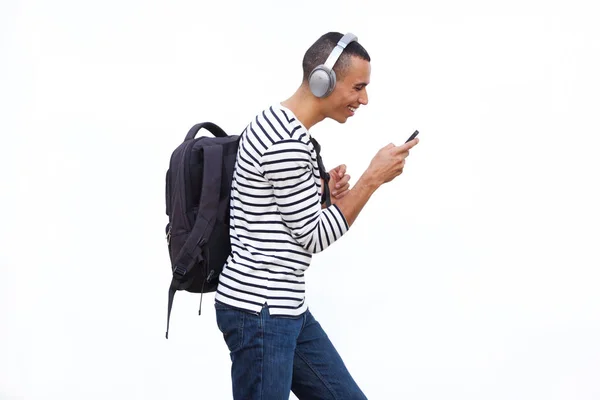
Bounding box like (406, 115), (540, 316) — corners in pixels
(356, 171), (381, 193)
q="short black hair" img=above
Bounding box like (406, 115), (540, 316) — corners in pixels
(302, 32), (371, 82)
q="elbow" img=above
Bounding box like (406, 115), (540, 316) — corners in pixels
(306, 238), (324, 254)
(299, 224), (331, 254)
(293, 232), (322, 254)
(291, 228), (324, 254)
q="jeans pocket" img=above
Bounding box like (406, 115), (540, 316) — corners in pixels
(215, 305), (244, 353)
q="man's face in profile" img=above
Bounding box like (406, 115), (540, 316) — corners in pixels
(324, 56), (371, 124)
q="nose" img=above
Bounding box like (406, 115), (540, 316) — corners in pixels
(359, 88), (368, 106)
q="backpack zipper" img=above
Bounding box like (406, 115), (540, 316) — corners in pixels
(206, 269), (215, 282)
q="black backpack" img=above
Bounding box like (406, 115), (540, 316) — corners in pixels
(164, 122), (240, 339)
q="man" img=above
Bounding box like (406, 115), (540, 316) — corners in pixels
(214, 32), (419, 399)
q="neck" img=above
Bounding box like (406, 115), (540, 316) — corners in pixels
(281, 84), (325, 130)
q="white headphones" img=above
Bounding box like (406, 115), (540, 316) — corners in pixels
(308, 33), (358, 98)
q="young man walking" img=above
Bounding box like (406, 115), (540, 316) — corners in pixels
(215, 31), (420, 399)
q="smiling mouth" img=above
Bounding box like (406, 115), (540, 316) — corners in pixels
(348, 106), (357, 113)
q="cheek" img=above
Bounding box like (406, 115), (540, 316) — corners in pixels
(330, 95), (346, 110)
(338, 93), (353, 107)
(348, 91), (359, 103)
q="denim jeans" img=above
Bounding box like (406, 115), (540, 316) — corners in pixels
(215, 302), (368, 400)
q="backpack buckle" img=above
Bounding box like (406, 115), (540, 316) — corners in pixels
(173, 264), (187, 278)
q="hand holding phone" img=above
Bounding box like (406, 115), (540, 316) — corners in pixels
(405, 130), (419, 143)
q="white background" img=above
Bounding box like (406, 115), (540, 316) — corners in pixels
(1, 0), (599, 399)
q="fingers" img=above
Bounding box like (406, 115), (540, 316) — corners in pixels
(392, 138), (419, 162)
(329, 164), (347, 179)
(336, 164), (346, 179)
(333, 185), (350, 198)
(335, 173), (350, 188)
(333, 189), (350, 199)
(395, 137), (419, 153)
(333, 174), (351, 197)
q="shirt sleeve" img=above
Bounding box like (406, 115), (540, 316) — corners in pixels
(260, 139), (349, 254)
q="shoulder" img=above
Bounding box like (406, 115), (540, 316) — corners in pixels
(244, 104), (313, 154)
(255, 105), (309, 141)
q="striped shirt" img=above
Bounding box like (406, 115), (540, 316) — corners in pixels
(214, 103), (349, 316)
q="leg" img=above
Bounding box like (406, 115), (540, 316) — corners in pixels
(291, 310), (367, 400)
(215, 302), (304, 400)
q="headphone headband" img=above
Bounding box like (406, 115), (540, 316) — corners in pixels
(323, 33), (358, 70)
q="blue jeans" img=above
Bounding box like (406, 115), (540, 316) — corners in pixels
(215, 302), (368, 400)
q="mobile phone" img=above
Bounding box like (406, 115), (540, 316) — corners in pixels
(405, 130), (419, 143)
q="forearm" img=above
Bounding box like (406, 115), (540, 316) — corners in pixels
(335, 171), (380, 227)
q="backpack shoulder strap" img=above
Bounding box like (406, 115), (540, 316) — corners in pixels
(310, 137), (332, 207)
(166, 143), (224, 338)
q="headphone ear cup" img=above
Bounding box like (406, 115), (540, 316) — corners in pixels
(326, 69), (337, 96)
(309, 66), (336, 98)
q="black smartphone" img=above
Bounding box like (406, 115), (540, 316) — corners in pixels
(405, 130), (419, 143)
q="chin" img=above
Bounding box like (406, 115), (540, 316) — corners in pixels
(332, 115), (349, 124)
(324, 109), (349, 124)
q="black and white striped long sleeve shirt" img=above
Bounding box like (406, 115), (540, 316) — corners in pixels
(215, 103), (349, 316)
